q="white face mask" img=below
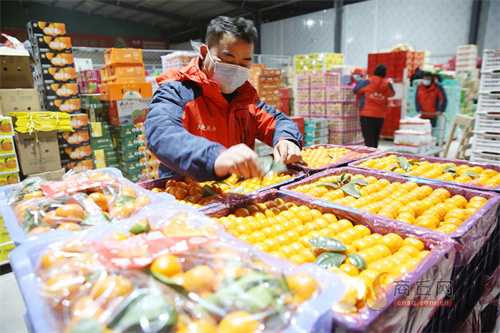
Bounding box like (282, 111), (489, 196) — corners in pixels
(422, 79), (431, 86)
(206, 49), (251, 94)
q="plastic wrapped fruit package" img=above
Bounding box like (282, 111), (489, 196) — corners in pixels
(14, 204), (342, 333)
(203, 190), (456, 332)
(1, 169), (165, 242)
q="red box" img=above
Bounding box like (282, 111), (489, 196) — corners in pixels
(280, 98), (290, 116)
(290, 116), (305, 147)
(280, 88), (290, 99)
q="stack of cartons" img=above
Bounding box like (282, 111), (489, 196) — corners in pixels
(455, 45), (478, 78)
(367, 51), (425, 81)
(249, 64), (282, 110)
(58, 111), (92, 173)
(28, 21), (81, 114)
(161, 51), (197, 71)
(112, 123), (146, 182)
(77, 70), (101, 94)
(294, 53), (344, 74)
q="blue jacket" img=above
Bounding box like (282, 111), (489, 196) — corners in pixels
(145, 56), (302, 181)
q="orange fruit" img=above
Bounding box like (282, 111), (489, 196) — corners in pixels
(40, 251), (67, 270)
(23, 190), (43, 200)
(289, 254), (308, 264)
(401, 237), (425, 251)
(182, 265), (215, 293)
(398, 246), (420, 258)
(71, 296), (104, 319)
(151, 254), (183, 278)
(57, 222), (82, 231)
(90, 275), (133, 300)
(42, 273), (85, 310)
(87, 192), (109, 211)
(286, 272), (318, 303)
(218, 311), (260, 333)
(120, 186), (137, 198)
(110, 232), (128, 241)
(353, 225), (371, 237)
(55, 204), (86, 220)
(42, 210), (60, 227)
(378, 233), (403, 254)
(133, 196), (152, 211)
(322, 213), (338, 224)
(235, 208), (250, 217)
(339, 263), (359, 276)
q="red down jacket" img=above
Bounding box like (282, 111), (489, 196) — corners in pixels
(145, 56), (302, 181)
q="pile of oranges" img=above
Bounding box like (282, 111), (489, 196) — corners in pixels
(213, 199), (430, 309)
(300, 146), (366, 169)
(357, 155), (500, 188)
(292, 173), (488, 233)
(152, 173), (294, 208)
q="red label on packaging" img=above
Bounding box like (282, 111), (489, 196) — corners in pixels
(40, 176), (119, 199)
(92, 230), (209, 270)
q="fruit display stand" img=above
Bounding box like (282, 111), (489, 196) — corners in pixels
(349, 152), (500, 192)
(289, 144), (381, 174)
(8, 203), (343, 333)
(0, 167), (171, 246)
(280, 167), (500, 330)
(201, 190), (456, 332)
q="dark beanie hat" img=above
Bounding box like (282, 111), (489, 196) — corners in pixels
(374, 64), (387, 77)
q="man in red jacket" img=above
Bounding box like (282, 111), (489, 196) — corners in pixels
(353, 64), (395, 148)
(416, 72), (447, 128)
(145, 16), (302, 181)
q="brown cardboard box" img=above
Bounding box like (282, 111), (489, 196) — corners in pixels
(0, 49), (33, 89)
(27, 168), (65, 181)
(0, 89), (41, 114)
(14, 131), (62, 175)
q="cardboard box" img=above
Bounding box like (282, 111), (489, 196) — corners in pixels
(0, 241), (15, 262)
(42, 98), (81, 114)
(102, 77), (146, 84)
(108, 99), (151, 125)
(0, 215), (4, 227)
(39, 83), (79, 100)
(63, 158), (93, 173)
(33, 67), (76, 85)
(0, 155), (19, 174)
(117, 149), (144, 162)
(58, 130), (90, 148)
(80, 94), (106, 110)
(15, 131), (61, 175)
(79, 82), (100, 94)
(59, 144), (92, 161)
(115, 136), (145, 150)
(91, 137), (114, 150)
(27, 21), (66, 37)
(0, 227), (11, 245)
(119, 159), (146, 172)
(93, 148), (118, 168)
(32, 36), (72, 52)
(122, 172), (143, 183)
(89, 122), (111, 138)
(100, 63), (145, 81)
(100, 83), (152, 101)
(69, 113), (89, 131)
(36, 52), (74, 68)
(0, 117), (14, 136)
(0, 49), (33, 89)
(0, 172), (19, 186)
(85, 109), (109, 122)
(104, 48), (143, 65)
(27, 168), (65, 181)
(0, 136), (15, 156)
(74, 58), (93, 72)
(77, 70), (101, 83)
(112, 123), (143, 138)
(0, 89), (42, 113)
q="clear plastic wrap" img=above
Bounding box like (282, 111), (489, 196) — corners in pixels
(9, 204), (343, 333)
(281, 166), (500, 266)
(0, 168), (171, 244)
(350, 152), (500, 192)
(290, 144), (380, 174)
(202, 190), (456, 332)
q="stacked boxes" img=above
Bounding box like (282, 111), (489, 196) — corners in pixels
(294, 53), (344, 74)
(77, 70), (101, 94)
(394, 118), (434, 153)
(90, 121), (117, 169)
(161, 51), (197, 71)
(0, 215), (15, 263)
(249, 64), (282, 110)
(455, 45), (478, 74)
(304, 118), (328, 146)
(100, 48), (152, 100)
(58, 113), (93, 173)
(367, 51), (425, 81)
(28, 21), (81, 114)
(112, 123), (146, 182)
(0, 116), (20, 186)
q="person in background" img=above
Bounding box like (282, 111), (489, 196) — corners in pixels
(416, 71), (447, 128)
(353, 64), (395, 148)
(145, 16), (303, 182)
(349, 67), (364, 86)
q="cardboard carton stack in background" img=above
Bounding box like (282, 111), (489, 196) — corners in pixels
(28, 21), (82, 114)
(77, 69), (101, 94)
(100, 48), (152, 182)
(249, 64), (282, 111)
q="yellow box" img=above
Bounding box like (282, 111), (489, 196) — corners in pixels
(0, 227), (10, 244)
(0, 241), (15, 262)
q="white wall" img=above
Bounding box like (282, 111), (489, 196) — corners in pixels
(261, 0), (479, 67)
(261, 8), (336, 56)
(483, 0), (500, 50)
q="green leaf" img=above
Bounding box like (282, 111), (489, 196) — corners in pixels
(114, 195), (136, 206)
(81, 212), (110, 226)
(107, 293), (177, 331)
(201, 185), (218, 197)
(348, 253), (367, 270)
(235, 177), (245, 184)
(129, 221), (151, 235)
(130, 109), (143, 122)
(260, 156), (274, 174)
(389, 164), (399, 171)
(338, 172), (350, 184)
(341, 183), (362, 198)
(443, 166), (457, 175)
(227, 187), (245, 194)
(211, 180), (229, 186)
(150, 271), (188, 296)
(402, 162), (413, 172)
(70, 318), (102, 333)
(308, 237), (347, 251)
(277, 274), (290, 292)
(408, 159), (420, 164)
(463, 172), (480, 178)
(244, 284), (275, 311)
(315, 182), (340, 189)
(313, 252), (347, 269)
(396, 156), (407, 165)
(350, 178), (369, 186)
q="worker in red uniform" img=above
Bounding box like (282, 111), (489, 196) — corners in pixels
(416, 71), (447, 128)
(145, 16), (302, 181)
(349, 67), (364, 86)
(353, 64), (395, 148)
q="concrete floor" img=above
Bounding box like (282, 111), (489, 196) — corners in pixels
(0, 138), (491, 333)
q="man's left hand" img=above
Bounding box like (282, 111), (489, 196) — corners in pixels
(273, 140), (302, 164)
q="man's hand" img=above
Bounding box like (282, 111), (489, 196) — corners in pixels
(273, 140), (302, 164)
(436, 111), (443, 116)
(214, 144), (263, 179)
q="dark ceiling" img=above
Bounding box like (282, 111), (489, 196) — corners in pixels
(24, 0), (367, 44)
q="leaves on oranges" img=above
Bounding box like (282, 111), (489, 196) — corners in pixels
(348, 253), (367, 270)
(308, 237), (347, 251)
(314, 252), (346, 269)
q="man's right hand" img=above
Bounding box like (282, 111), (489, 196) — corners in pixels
(214, 144), (264, 179)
